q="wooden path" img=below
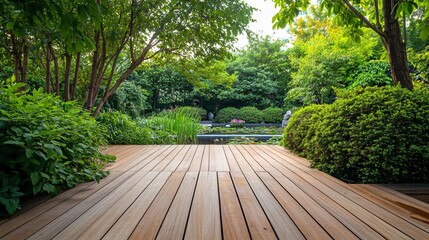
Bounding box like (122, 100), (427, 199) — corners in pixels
(1, 145), (429, 239)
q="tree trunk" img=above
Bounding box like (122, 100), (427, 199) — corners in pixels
(10, 31), (21, 83)
(71, 52), (81, 100)
(45, 44), (51, 93)
(383, 0), (413, 90)
(64, 53), (72, 101)
(49, 45), (60, 95)
(87, 31), (100, 111)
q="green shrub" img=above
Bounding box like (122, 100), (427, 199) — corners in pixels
(214, 107), (238, 123)
(282, 105), (325, 155)
(144, 107), (200, 144)
(97, 111), (175, 144)
(261, 107), (285, 123)
(285, 86), (429, 183)
(0, 83), (113, 216)
(236, 107), (263, 123)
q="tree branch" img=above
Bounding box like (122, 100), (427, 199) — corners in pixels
(342, 0), (386, 37)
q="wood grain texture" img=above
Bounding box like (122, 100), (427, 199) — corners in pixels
(156, 172), (199, 240)
(2, 145), (428, 240)
(218, 172), (250, 240)
(184, 172), (222, 240)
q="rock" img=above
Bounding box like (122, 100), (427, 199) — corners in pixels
(282, 110), (292, 128)
(207, 112), (214, 121)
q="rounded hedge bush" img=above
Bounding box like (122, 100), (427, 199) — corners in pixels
(282, 104), (325, 155)
(283, 86), (429, 183)
(236, 107), (263, 123)
(214, 107), (238, 123)
(262, 107), (285, 123)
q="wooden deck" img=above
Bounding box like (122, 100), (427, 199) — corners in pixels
(1, 145), (429, 239)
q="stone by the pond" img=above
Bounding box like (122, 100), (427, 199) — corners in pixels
(207, 112), (214, 120)
(282, 110), (292, 128)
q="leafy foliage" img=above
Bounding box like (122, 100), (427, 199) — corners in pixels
(286, 26), (378, 106)
(283, 86), (429, 183)
(0, 83), (112, 216)
(193, 36), (291, 111)
(347, 61), (393, 88)
(261, 107), (285, 123)
(102, 80), (150, 118)
(96, 112), (175, 145)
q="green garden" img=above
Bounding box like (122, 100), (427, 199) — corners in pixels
(1, 0), (429, 216)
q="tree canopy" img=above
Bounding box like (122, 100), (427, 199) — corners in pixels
(272, 0), (429, 90)
(0, 0), (254, 115)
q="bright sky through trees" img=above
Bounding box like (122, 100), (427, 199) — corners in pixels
(236, 0), (290, 48)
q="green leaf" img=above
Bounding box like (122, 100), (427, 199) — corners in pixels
(30, 172), (41, 185)
(3, 140), (25, 147)
(25, 148), (34, 158)
(1, 198), (20, 215)
(6, 22), (14, 30)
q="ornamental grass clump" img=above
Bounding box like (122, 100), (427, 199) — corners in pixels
(145, 107), (201, 144)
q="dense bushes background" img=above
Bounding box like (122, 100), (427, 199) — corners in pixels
(96, 112), (176, 145)
(214, 107), (285, 123)
(282, 86), (429, 183)
(0, 84), (113, 216)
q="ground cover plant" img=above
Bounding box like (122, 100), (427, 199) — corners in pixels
(282, 86), (429, 183)
(0, 83), (113, 216)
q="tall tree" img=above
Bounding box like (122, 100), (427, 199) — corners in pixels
(85, 0), (254, 116)
(1, 0), (254, 116)
(272, 0), (427, 90)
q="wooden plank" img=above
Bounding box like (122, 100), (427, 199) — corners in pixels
(263, 145), (311, 167)
(156, 172), (199, 240)
(110, 145), (168, 172)
(310, 171), (429, 239)
(268, 170), (358, 239)
(2, 171), (125, 240)
(242, 170), (304, 239)
(188, 145), (204, 172)
(199, 145), (210, 172)
(235, 145), (264, 171)
(176, 145), (198, 172)
(133, 145), (177, 172)
(229, 145), (254, 172)
(184, 172), (221, 240)
(130, 172), (186, 239)
(101, 172), (171, 239)
(106, 145), (159, 171)
(152, 145), (186, 172)
(209, 145), (230, 172)
(50, 170), (154, 239)
(229, 171), (276, 239)
(76, 172), (160, 239)
(218, 172), (250, 240)
(223, 145), (242, 172)
(354, 184), (429, 226)
(257, 145), (312, 171)
(257, 171), (332, 240)
(0, 181), (94, 237)
(260, 151), (400, 239)
(164, 145), (191, 171)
